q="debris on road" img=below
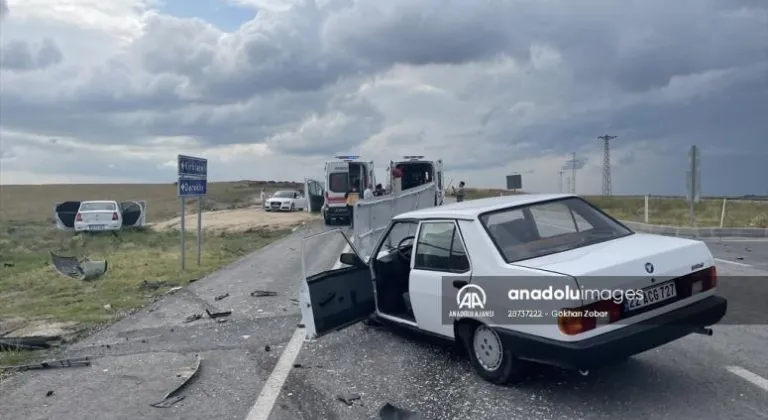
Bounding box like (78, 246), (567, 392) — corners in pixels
(184, 314), (203, 323)
(0, 357), (91, 372)
(250, 290), (277, 297)
(336, 392), (361, 406)
(50, 252), (108, 281)
(166, 287), (183, 295)
(0, 336), (62, 351)
(140, 280), (171, 291)
(214, 293), (230, 301)
(45, 390), (54, 397)
(205, 309), (232, 319)
(150, 395), (185, 408)
(379, 403), (427, 420)
(150, 356), (202, 409)
(264, 345), (271, 352)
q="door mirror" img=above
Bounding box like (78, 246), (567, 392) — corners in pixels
(340, 252), (365, 267)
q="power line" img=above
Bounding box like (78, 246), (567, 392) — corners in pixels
(598, 135), (617, 196)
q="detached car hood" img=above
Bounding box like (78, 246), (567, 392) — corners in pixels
(512, 233), (714, 280)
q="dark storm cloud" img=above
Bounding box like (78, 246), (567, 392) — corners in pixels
(0, 38), (63, 71)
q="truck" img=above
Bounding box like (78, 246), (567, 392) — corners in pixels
(388, 156), (444, 205)
(322, 155), (376, 225)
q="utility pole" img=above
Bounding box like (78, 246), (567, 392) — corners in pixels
(598, 135), (617, 196)
(566, 177), (571, 195)
(558, 170), (563, 193)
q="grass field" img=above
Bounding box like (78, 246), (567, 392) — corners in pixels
(0, 181), (304, 366)
(461, 188), (768, 228)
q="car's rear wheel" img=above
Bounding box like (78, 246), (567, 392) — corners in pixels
(463, 322), (526, 385)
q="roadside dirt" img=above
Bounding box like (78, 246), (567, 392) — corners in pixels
(151, 207), (318, 233)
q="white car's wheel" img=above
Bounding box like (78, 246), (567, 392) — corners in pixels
(462, 322), (527, 385)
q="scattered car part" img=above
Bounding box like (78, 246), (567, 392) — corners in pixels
(214, 293), (230, 301)
(150, 356), (201, 408)
(0, 336), (61, 351)
(150, 395), (185, 408)
(0, 357), (91, 372)
(50, 252), (108, 281)
(46, 390), (54, 397)
(379, 403), (427, 420)
(184, 314), (203, 323)
(250, 290), (277, 297)
(336, 392), (361, 406)
(205, 309), (232, 319)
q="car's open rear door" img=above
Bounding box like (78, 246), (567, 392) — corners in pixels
(303, 178), (324, 213)
(299, 229), (374, 339)
(54, 201), (81, 230)
(120, 201), (147, 227)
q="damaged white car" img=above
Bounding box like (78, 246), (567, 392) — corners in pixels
(299, 194), (727, 385)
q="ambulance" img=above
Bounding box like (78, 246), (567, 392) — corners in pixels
(388, 156), (444, 205)
(322, 155), (376, 225)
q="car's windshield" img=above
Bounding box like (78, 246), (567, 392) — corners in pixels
(274, 191), (294, 198)
(480, 197), (633, 263)
(79, 202), (116, 211)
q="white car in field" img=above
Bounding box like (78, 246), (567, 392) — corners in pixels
(300, 194), (727, 384)
(74, 200), (124, 232)
(265, 190), (306, 212)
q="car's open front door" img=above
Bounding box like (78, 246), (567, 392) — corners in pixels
(120, 201), (147, 227)
(54, 201), (81, 230)
(304, 178), (324, 213)
(299, 229), (374, 339)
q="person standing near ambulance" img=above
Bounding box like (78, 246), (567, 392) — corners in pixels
(345, 185), (360, 227)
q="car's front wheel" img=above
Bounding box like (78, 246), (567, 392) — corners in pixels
(463, 322), (527, 385)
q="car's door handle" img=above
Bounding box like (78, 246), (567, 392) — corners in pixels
(453, 280), (468, 289)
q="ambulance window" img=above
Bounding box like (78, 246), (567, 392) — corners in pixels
(329, 173), (347, 193)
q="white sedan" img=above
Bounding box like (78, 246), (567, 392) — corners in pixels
(299, 193), (727, 385)
(265, 190), (305, 212)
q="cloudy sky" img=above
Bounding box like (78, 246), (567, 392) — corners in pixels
(0, 0), (766, 195)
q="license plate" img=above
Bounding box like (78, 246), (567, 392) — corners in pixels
(88, 225), (107, 230)
(625, 281), (677, 311)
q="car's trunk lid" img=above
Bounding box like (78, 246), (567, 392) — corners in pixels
(513, 233), (714, 308)
(80, 211), (116, 223)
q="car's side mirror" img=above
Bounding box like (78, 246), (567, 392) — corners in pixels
(339, 252), (364, 267)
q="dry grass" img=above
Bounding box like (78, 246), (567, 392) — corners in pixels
(0, 180), (303, 223)
(0, 180), (305, 366)
(461, 189), (768, 228)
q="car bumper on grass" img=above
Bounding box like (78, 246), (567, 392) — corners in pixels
(497, 296), (728, 370)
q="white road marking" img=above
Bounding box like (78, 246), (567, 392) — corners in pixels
(715, 258), (752, 267)
(244, 328), (306, 420)
(726, 366), (768, 392)
(245, 230), (354, 420)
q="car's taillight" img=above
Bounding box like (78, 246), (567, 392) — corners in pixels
(75, 213), (82, 222)
(709, 266), (717, 288)
(558, 299), (622, 335)
(681, 266), (717, 297)
(112, 212), (119, 220)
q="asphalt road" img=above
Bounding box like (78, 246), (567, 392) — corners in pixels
(1, 222), (766, 420)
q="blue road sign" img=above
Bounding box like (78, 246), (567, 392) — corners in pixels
(178, 178), (207, 197)
(178, 155), (207, 179)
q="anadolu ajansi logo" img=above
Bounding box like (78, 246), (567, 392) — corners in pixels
(457, 284), (486, 309)
(450, 284), (495, 318)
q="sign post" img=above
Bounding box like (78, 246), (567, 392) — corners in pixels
(177, 154), (208, 270)
(685, 145), (701, 227)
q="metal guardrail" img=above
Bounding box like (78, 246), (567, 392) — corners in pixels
(352, 183), (438, 260)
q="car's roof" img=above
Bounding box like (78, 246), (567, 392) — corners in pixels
(81, 200), (117, 203)
(394, 193), (575, 220)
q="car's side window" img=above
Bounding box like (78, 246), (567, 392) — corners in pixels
(414, 222), (470, 273)
(529, 202), (594, 238)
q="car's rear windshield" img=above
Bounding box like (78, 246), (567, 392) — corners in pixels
(479, 197), (633, 263)
(79, 202), (117, 211)
(273, 191), (294, 198)
(328, 173), (348, 193)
